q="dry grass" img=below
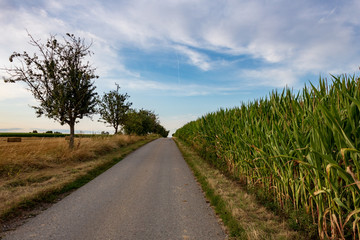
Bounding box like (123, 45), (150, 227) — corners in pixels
(0, 134), (151, 218)
(0, 135), (141, 175)
(175, 139), (302, 240)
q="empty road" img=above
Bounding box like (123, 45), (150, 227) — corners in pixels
(3, 138), (226, 240)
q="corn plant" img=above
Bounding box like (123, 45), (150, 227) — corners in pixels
(175, 75), (360, 239)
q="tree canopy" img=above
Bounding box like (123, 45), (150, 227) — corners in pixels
(98, 84), (132, 134)
(123, 109), (169, 137)
(3, 33), (98, 148)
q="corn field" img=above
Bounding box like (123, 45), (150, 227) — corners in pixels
(174, 75), (360, 239)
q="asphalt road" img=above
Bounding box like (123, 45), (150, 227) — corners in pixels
(3, 138), (226, 240)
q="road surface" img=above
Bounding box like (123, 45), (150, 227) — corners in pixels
(3, 138), (226, 240)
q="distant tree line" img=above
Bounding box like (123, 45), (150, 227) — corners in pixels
(97, 84), (169, 137)
(32, 130), (62, 134)
(123, 109), (169, 137)
(2, 32), (169, 148)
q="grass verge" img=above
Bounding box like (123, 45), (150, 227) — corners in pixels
(174, 138), (304, 240)
(0, 135), (157, 232)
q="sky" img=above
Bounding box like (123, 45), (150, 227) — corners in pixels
(0, 0), (360, 135)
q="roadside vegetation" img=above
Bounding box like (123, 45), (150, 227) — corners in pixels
(0, 32), (168, 225)
(0, 134), (158, 228)
(98, 83), (132, 134)
(174, 75), (360, 239)
(124, 108), (169, 137)
(0, 133), (68, 138)
(1, 32), (169, 148)
(175, 138), (302, 240)
(3, 33), (99, 149)
(0, 132), (110, 138)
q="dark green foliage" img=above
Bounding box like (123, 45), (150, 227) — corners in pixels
(98, 84), (132, 134)
(123, 109), (169, 137)
(123, 109), (143, 135)
(3, 32), (98, 148)
(0, 132), (65, 137)
(154, 122), (170, 138)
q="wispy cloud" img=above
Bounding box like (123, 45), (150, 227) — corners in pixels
(0, 128), (22, 132)
(0, 82), (30, 101)
(2, 0), (360, 86)
(109, 77), (243, 96)
(241, 68), (300, 88)
(174, 46), (211, 71)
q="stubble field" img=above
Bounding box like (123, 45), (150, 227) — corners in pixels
(0, 134), (154, 222)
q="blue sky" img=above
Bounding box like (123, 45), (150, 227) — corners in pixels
(1, 0), (360, 135)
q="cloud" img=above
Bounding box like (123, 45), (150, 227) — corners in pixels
(0, 81), (31, 101)
(3, 0), (360, 91)
(110, 77), (242, 96)
(0, 128), (22, 132)
(0, 1), (136, 81)
(174, 46), (211, 71)
(3, 0), (360, 81)
(241, 68), (300, 88)
(116, 0), (360, 77)
(2, 0), (360, 135)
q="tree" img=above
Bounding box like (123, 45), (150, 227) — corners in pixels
(3, 33), (98, 148)
(154, 123), (170, 138)
(123, 108), (169, 137)
(123, 109), (145, 135)
(98, 84), (132, 134)
(137, 109), (157, 135)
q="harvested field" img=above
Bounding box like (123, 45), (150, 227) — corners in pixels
(0, 135), (140, 175)
(0, 134), (155, 220)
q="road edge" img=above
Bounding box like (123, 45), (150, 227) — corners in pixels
(0, 136), (158, 235)
(173, 138), (246, 239)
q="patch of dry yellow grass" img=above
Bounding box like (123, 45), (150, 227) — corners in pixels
(0, 135), (141, 175)
(175, 139), (302, 240)
(0, 134), (152, 218)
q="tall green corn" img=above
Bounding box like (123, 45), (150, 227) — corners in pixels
(175, 75), (360, 239)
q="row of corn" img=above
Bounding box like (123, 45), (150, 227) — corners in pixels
(174, 75), (360, 239)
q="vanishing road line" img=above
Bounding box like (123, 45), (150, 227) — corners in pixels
(3, 138), (226, 240)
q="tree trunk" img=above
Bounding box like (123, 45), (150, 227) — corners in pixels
(69, 122), (75, 149)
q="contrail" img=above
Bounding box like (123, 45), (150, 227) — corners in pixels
(175, 51), (180, 84)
